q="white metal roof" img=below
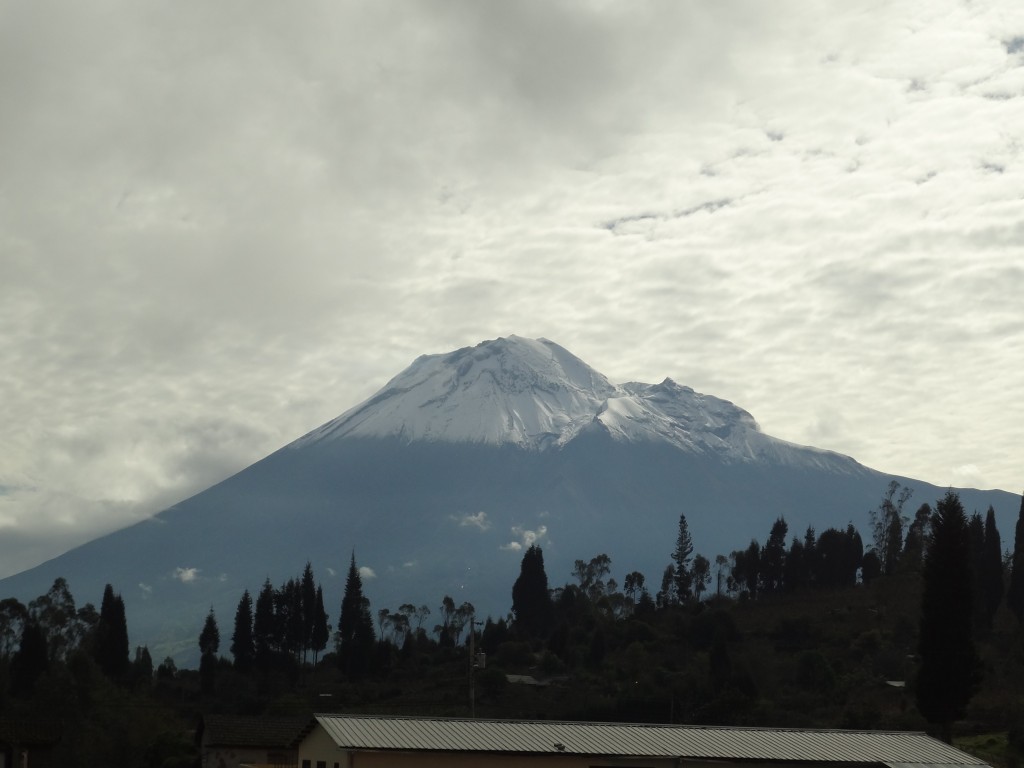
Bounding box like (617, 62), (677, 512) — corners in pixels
(312, 715), (988, 765)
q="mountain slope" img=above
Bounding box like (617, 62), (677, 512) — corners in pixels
(0, 337), (1017, 664)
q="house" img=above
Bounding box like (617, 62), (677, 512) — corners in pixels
(198, 714), (312, 768)
(0, 720), (61, 768)
(296, 714), (991, 768)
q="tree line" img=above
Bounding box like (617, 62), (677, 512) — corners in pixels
(502, 484), (1024, 743)
(1, 483), (1023, 757)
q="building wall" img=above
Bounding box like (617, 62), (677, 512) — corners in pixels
(202, 744), (298, 768)
(297, 726), (347, 768)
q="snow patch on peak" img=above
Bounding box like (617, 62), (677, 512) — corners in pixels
(298, 336), (616, 449)
(294, 337), (861, 471)
(594, 380), (762, 455)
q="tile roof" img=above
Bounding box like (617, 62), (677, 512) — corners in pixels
(313, 715), (989, 766)
(0, 720), (62, 746)
(201, 714), (312, 749)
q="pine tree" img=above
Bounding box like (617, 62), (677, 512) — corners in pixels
(761, 517), (788, 593)
(916, 490), (980, 743)
(300, 561), (317, 663)
(982, 506), (1004, 628)
(199, 607), (220, 694)
(968, 512), (987, 631)
(311, 585), (329, 666)
(94, 584), (129, 680)
(199, 608), (220, 656)
(803, 526), (818, 588)
(230, 589), (255, 671)
(845, 524), (864, 586)
(511, 545), (553, 638)
(783, 537), (808, 593)
(253, 578), (277, 670)
(1008, 493), (1024, 623)
(275, 578), (303, 659)
(671, 513), (695, 602)
(337, 553), (375, 679)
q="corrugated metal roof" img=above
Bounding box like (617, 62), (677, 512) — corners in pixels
(313, 715), (988, 765)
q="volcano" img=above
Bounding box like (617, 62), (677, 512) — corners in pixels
(1, 336), (1017, 663)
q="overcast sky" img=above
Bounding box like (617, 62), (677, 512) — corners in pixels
(2, 1), (1022, 578)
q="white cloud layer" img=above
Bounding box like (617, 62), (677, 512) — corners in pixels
(1, 0), (1022, 577)
(172, 567), (200, 584)
(455, 512), (491, 531)
(502, 525), (550, 552)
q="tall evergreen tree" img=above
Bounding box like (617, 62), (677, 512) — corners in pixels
(916, 490), (980, 743)
(1008, 493), (1024, 623)
(199, 608), (220, 694)
(968, 512), (987, 630)
(230, 589), (255, 671)
(311, 585), (329, 666)
(803, 526), (819, 588)
(783, 537), (808, 593)
(300, 561), (317, 663)
(511, 545), (553, 639)
(276, 578), (304, 659)
(94, 584), (129, 680)
(199, 608), (220, 656)
(671, 513), (695, 602)
(982, 506), (1004, 629)
(253, 578), (277, 670)
(761, 517), (789, 593)
(847, 524), (865, 583)
(337, 553), (375, 679)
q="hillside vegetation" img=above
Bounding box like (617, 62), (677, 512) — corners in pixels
(2, 485), (1023, 768)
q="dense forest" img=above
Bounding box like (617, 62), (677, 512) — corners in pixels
(2, 483), (1024, 767)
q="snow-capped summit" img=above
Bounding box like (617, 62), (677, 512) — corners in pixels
(298, 336), (618, 449)
(298, 336), (799, 462)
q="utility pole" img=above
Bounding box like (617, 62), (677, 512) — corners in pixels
(469, 615), (484, 717)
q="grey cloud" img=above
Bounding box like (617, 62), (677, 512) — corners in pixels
(601, 199), (732, 234)
(2, 0), (1024, 579)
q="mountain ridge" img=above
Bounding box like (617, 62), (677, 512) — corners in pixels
(297, 336), (845, 470)
(0, 336), (1017, 664)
